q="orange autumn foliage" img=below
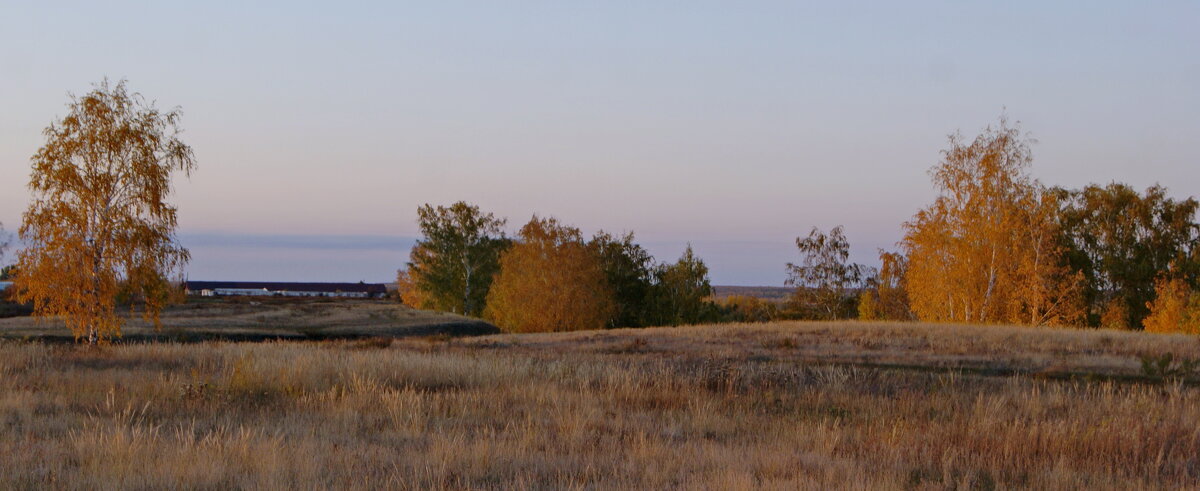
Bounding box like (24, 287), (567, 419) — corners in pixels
(484, 216), (615, 333)
(396, 267), (430, 310)
(902, 118), (1084, 327)
(13, 80), (195, 344)
(1143, 277), (1200, 334)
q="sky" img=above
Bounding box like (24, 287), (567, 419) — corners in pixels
(1, 1), (1197, 285)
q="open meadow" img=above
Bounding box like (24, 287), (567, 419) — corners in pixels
(3, 4), (1197, 489)
(2, 317), (1199, 489)
(0, 298), (498, 342)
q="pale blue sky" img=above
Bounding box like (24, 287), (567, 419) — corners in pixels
(1, 1), (1197, 284)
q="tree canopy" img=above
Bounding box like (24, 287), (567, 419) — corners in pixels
(379, 114), (1198, 334)
(484, 216), (615, 332)
(14, 80), (195, 343)
(645, 245), (716, 326)
(1053, 183), (1200, 328)
(588, 231), (655, 328)
(902, 117), (1084, 326)
(786, 226), (869, 320)
(403, 202), (508, 316)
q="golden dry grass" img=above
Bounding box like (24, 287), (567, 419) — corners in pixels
(2, 321), (1199, 488)
(0, 298), (496, 341)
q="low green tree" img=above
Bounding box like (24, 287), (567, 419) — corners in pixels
(588, 231), (655, 328)
(1054, 183), (1200, 328)
(646, 245), (716, 326)
(405, 202), (509, 316)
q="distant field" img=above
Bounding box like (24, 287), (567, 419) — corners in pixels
(711, 285), (792, 301)
(0, 297), (497, 342)
(1, 320), (1198, 488)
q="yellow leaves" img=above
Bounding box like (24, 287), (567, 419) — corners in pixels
(13, 80), (194, 344)
(1099, 299), (1131, 330)
(484, 216), (615, 333)
(1143, 278), (1200, 334)
(857, 291), (879, 321)
(902, 118), (1085, 327)
(396, 268), (430, 310)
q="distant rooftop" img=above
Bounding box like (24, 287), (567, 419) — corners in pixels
(185, 281), (387, 295)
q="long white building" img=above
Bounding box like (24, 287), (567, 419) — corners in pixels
(185, 281), (388, 299)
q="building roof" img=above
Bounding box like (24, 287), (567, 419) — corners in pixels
(185, 281), (387, 294)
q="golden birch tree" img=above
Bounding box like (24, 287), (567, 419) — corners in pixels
(484, 216), (615, 333)
(1006, 191), (1086, 326)
(14, 80), (195, 344)
(902, 117), (1083, 326)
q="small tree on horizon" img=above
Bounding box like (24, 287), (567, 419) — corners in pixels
(14, 80), (195, 344)
(786, 226), (869, 320)
(859, 250), (913, 321)
(0, 222), (8, 273)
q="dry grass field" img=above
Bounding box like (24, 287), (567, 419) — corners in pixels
(0, 298), (498, 342)
(2, 319), (1200, 489)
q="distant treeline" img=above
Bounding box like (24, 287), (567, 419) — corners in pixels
(811, 117), (1200, 333)
(397, 206), (723, 332)
(397, 116), (1200, 333)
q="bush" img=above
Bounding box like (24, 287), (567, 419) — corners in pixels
(1143, 278), (1200, 334)
(717, 295), (780, 323)
(858, 291), (879, 320)
(1099, 298), (1131, 330)
(1139, 353), (1198, 382)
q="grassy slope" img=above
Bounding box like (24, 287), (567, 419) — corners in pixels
(476, 321), (1200, 383)
(1, 321), (1199, 488)
(0, 298), (498, 341)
